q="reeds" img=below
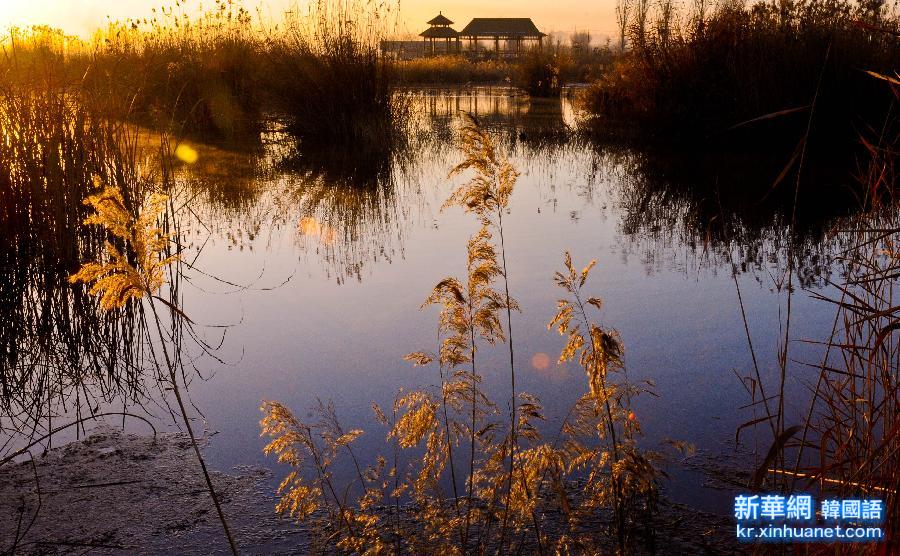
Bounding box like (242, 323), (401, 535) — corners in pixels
(261, 115), (671, 553)
(0, 57), (240, 551)
(789, 76), (898, 551)
(395, 56), (512, 86)
(0, 80), (148, 449)
(515, 49), (567, 98)
(2, 0), (405, 146)
(582, 0), (900, 140)
(263, 0), (404, 151)
(731, 67), (898, 552)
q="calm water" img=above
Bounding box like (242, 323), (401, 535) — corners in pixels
(4, 88), (851, 515)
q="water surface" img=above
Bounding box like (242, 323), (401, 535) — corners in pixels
(3, 88), (852, 516)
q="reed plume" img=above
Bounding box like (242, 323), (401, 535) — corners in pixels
(69, 180), (178, 309)
(70, 181), (238, 555)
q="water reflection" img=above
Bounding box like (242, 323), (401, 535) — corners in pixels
(173, 88), (858, 287)
(0, 94), (147, 449)
(0, 86), (872, 518)
(0, 88), (861, 421)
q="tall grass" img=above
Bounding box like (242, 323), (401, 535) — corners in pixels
(263, 0), (403, 150)
(0, 61), (239, 551)
(85, 1), (263, 139)
(731, 71), (898, 552)
(583, 0), (900, 139)
(2, 0), (406, 146)
(789, 76), (898, 551)
(516, 41), (614, 97)
(395, 45), (613, 96)
(396, 55), (512, 86)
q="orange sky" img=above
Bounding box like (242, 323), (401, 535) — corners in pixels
(0, 1), (617, 42)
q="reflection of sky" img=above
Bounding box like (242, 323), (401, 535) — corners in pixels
(166, 90), (840, 516)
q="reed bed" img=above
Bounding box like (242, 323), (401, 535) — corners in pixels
(0, 61), (241, 551)
(729, 70), (898, 552)
(581, 0), (900, 140)
(263, 0), (403, 151)
(2, 0), (405, 147)
(789, 79), (898, 551)
(396, 56), (512, 86)
(395, 43), (613, 97)
(86, 0), (263, 139)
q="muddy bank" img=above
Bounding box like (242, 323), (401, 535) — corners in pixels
(0, 426), (308, 555)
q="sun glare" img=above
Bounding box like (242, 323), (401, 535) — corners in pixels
(0, 1), (616, 39)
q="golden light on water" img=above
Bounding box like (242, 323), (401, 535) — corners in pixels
(298, 216), (336, 245)
(174, 144), (199, 164)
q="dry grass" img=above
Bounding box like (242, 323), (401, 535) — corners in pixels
(1, 0), (405, 146)
(731, 73), (898, 553)
(396, 56), (512, 85)
(790, 78), (899, 552)
(0, 82), (149, 445)
(0, 58), (239, 552)
(395, 44), (614, 95)
(263, 0), (402, 151)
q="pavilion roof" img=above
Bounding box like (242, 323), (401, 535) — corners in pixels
(420, 26), (459, 38)
(427, 13), (454, 26)
(459, 18), (545, 38)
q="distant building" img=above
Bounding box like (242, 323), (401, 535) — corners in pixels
(458, 18), (546, 57)
(381, 13), (546, 59)
(420, 13), (461, 56)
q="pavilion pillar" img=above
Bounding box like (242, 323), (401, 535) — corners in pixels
(494, 36), (499, 59)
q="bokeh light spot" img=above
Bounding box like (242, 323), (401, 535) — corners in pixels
(174, 143), (199, 164)
(531, 352), (550, 370)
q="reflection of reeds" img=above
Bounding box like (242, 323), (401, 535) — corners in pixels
(0, 84), (147, 442)
(0, 76), (238, 552)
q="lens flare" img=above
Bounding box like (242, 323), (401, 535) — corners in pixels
(174, 143), (199, 164)
(531, 352), (550, 370)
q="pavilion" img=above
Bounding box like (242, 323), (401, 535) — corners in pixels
(420, 13), (461, 56)
(458, 18), (546, 56)
(419, 14), (545, 58)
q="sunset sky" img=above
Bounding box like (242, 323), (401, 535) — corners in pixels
(0, 1), (617, 41)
